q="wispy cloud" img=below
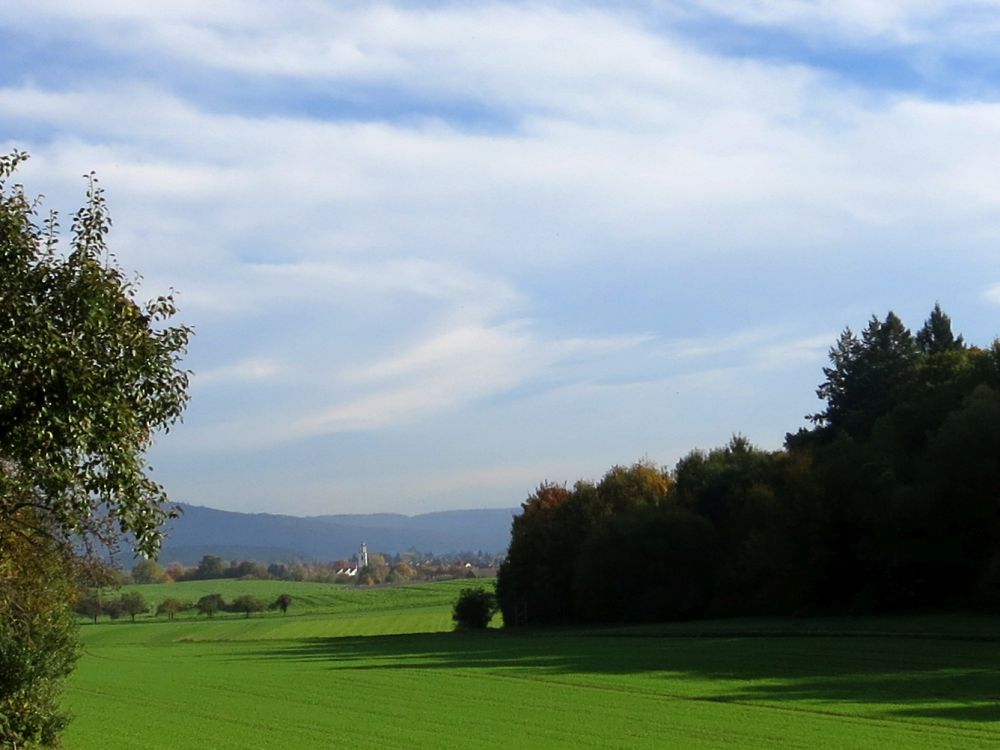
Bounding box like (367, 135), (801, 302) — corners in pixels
(686, 1), (1000, 46)
(3, 1), (996, 513)
(295, 322), (652, 437)
(195, 358), (288, 387)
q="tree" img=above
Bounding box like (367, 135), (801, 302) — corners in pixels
(269, 593), (293, 615)
(195, 594), (225, 618)
(155, 597), (190, 621)
(387, 561), (416, 584)
(916, 303), (964, 354)
(497, 463), (674, 627)
(131, 558), (166, 584)
(230, 595), (265, 618)
(357, 553), (389, 586)
(74, 590), (104, 625)
(496, 482), (580, 626)
(812, 312), (918, 438)
(0, 151), (192, 556)
(0, 151), (190, 747)
(117, 592), (149, 623)
(573, 507), (717, 623)
(594, 460), (672, 517)
(452, 587), (498, 629)
(0, 538), (78, 747)
(194, 555), (227, 580)
(102, 597), (124, 621)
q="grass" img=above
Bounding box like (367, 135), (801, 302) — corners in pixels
(63, 581), (1000, 749)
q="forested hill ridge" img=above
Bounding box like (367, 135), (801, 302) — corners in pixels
(159, 503), (518, 564)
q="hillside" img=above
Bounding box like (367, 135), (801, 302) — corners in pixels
(158, 503), (517, 564)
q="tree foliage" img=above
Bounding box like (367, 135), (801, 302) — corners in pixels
(0, 538), (78, 748)
(73, 590), (104, 625)
(229, 595), (265, 618)
(0, 151), (191, 558)
(0, 151), (191, 748)
(117, 592), (149, 623)
(573, 507), (716, 622)
(497, 463), (674, 626)
(195, 594), (225, 618)
(131, 558), (166, 584)
(155, 597), (191, 621)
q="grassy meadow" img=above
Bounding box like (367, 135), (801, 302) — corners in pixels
(64, 580), (1000, 749)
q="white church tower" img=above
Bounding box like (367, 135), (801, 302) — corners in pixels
(357, 542), (369, 570)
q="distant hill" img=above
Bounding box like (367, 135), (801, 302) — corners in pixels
(158, 504), (518, 565)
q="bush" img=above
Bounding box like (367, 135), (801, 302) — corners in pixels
(452, 587), (498, 630)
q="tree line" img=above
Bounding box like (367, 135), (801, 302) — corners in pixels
(497, 306), (1000, 625)
(74, 590), (294, 623)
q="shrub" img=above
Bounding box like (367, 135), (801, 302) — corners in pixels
(452, 587), (498, 630)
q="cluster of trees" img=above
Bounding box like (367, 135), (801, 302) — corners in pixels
(75, 591), (149, 623)
(0, 153), (191, 747)
(130, 553), (485, 586)
(498, 306), (1000, 625)
(353, 554), (479, 585)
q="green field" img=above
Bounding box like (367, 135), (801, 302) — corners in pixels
(64, 581), (1000, 749)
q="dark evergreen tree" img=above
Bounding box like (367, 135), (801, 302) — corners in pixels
(916, 302), (964, 354)
(813, 312), (918, 438)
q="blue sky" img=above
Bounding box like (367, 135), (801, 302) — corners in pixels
(3, 1), (1000, 515)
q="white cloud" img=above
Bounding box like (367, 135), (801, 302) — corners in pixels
(984, 283), (1000, 306)
(755, 334), (834, 369)
(687, 0), (1000, 47)
(666, 329), (780, 359)
(295, 321), (650, 437)
(4, 1), (998, 513)
(194, 358), (288, 386)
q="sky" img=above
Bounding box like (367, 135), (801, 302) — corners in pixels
(3, 1), (1000, 516)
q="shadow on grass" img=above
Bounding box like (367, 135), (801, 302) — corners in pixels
(244, 627), (1000, 725)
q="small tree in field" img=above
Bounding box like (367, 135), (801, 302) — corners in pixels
(103, 598), (124, 621)
(230, 595), (265, 618)
(452, 587), (498, 630)
(195, 594), (225, 618)
(74, 591), (104, 624)
(156, 597), (190, 621)
(269, 593), (293, 615)
(117, 592), (149, 623)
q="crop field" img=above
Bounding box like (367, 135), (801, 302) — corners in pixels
(64, 582), (1000, 749)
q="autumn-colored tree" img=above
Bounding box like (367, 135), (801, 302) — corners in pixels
(132, 558), (166, 584)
